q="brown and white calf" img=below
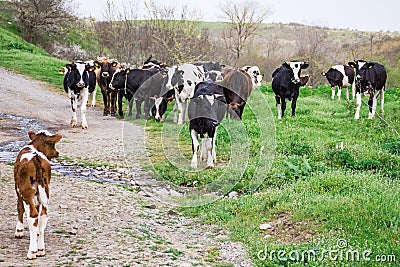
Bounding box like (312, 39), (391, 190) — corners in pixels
(14, 130), (62, 259)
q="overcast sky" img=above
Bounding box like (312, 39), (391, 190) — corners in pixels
(72, 0), (399, 32)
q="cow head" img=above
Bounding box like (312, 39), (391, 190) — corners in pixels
(110, 68), (129, 90)
(28, 130), (62, 160)
(282, 61), (309, 83)
(243, 66), (263, 87)
(65, 62), (95, 90)
(348, 60), (374, 94)
(165, 66), (185, 90)
(94, 58), (119, 82)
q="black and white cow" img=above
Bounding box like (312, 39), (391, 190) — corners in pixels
(63, 62), (96, 129)
(152, 86), (175, 122)
(142, 55), (168, 71)
(348, 60), (387, 119)
(272, 61), (309, 119)
(109, 67), (163, 119)
(321, 65), (355, 100)
(205, 70), (224, 83)
(242, 65), (263, 87)
(192, 61), (223, 72)
(188, 82), (227, 168)
(163, 63), (205, 124)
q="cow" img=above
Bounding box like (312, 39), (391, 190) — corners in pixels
(59, 60), (99, 107)
(348, 60), (387, 119)
(321, 65), (355, 101)
(109, 67), (163, 119)
(205, 70), (224, 83)
(192, 61), (223, 72)
(242, 65), (263, 87)
(142, 55), (168, 70)
(63, 61), (97, 129)
(14, 130), (62, 259)
(221, 68), (253, 119)
(188, 82), (227, 168)
(163, 63), (206, 124)
(152, 87), (175, 122)
(94, 57), (120, 116)
(272, 61), (309, 119)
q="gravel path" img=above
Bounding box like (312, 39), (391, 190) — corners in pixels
(0, 68), (251, 266)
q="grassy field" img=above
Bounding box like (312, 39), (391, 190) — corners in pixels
(141, 83), (400, 266)
(1, 20), (399, 266)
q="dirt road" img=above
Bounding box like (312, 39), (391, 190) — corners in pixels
(0, 68), (251, 266)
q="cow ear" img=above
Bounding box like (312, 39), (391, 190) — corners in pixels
(282, 62), (290, 69)
(112, 62), (118, 67)
(179, 70), (184, 76)
(301, 63), (309, 69)
(94, 61), (100, 68)
(48, 134), (62, 143)
(87, 66), (95, 72)
(28, 131), (36, 140)
(348, 62), (356, 68)
(66, 64), (73, 70)
(58, 68), (65, 75)
(367, 63), (375, 69)
(125, 68), (130, 74)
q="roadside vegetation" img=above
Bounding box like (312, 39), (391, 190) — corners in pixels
(1, 2), (399, 266)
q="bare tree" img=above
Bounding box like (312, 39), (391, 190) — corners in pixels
(142, 0), (215, 65)
(8, 0), (75, 45)
(220, 0), (271, 65)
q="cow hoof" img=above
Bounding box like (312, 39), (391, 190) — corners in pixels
(111, 113), (116, 117)
(37, 249), (45, 257)
(81, 124), (88, 129)
(103, 111), (109, 116)
(206, 165), (214, 169)
(27, 251), (37, 260)
(191, 162), (198, 169)
(119, 112), (124, 117)
(70, 121), (77, 127)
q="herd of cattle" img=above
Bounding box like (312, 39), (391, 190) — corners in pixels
(60, 56), (387, 168)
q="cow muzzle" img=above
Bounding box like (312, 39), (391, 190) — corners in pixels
(102, 72), (109, 78)
(77, 82), (85, 88)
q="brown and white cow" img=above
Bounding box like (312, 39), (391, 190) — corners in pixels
(14, 130), (62, 259)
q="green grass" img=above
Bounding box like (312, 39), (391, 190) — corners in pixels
(144, 84), (400, 266)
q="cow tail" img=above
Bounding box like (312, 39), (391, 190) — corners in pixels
(32, 155), (47, 205)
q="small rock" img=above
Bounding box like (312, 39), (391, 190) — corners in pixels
(259, 223), (273, 230)
(145, 204), (157, 209)
(228, 191), (239, 198)
(59, 204), (68, 209)
(167, 210), (179, 216)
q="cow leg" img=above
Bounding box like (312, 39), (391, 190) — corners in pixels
(15, 195), (24, 238)
(37, 206), (48, 257)
(181, 101), (187, 123)
(368, 93), (376, 119)
(200, 138), (207, 161)
(117, 90), (124, 117)
(354, 93), (362, 119)
(90, 89), (97, 107)
(345, 86), (350, 101)
(191, 129), (199, 168)
(338, 86), (342, 101)
(206, 136), (214, 168)
(212, 127), (217, 162)
(331, 87), (336, 100)
(177, 101), (184, 125)
(101, 90), (108, 116)
(380, 89), (385, 114)
(110, 91), (117, 116)
(135, 99), (143, 119)
(144, 98), (151, 120)
(23, 200), (39, 259)
(275, 95), (282, 119)
(127, 98), (134, 117)
(291, 98), (297, 117)
(352, 83), (356, 99)
(173, 102), (178, 123)
(70, 97), (78, 127)
(80, 91), (89, 129)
